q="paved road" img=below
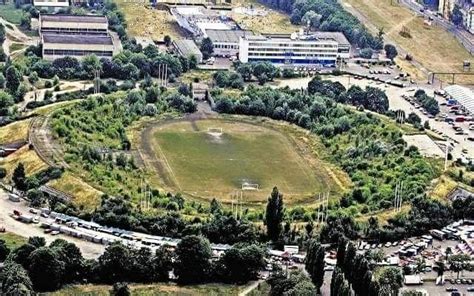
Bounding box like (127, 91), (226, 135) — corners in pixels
(0, 189), (105, 259)
(399, 0), (474, 55)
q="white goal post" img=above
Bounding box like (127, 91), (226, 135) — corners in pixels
(242, 183), (259, 191)
(207, 127), (223, 133)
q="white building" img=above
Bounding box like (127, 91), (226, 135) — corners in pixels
(206, 29), (253, 57)
(463, 6), (474, 34)
(33, 0), (69, 11)
(173, 39), (203, 63)
(238, 31), (351, 67)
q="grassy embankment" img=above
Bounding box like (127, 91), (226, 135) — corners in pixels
(342, 0), (473, 84)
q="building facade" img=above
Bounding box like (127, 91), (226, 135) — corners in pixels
(238, 32), (351, 66)
(42, 34), (116, 61)
(206, 29), (253, 57)
(39, 14), (119, 60)
(33, 0), (69, 11)
(39, 14), (109, 35)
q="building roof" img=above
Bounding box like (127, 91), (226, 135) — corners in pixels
(243, 31), (350, 45)
(173, 39), (202, 57)
(41, 14), (108, 24)
(42, 33), (113, 45)
(444, 84), (474, 115)
(206, 29), (253, 43)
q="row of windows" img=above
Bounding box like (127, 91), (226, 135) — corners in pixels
(248, 47), (338, 53)
(247, 42), (337, 48)
(248, 52), (337, 58)
(44, 49), (113, 57)
(248, 58), (336, 65)
(42, 28), (107, 33)
(214, 43), (238, 49)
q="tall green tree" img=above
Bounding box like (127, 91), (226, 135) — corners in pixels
(0, 238), (10, 261)
(200, 37), (214, 60)
(336, 237), (347, 267)
(384, 44), (398, 61)
(265, 187), (284, 241)
(174, 235), (212, 284)
(28, 247), (65, 291)
(5, 66), (21, 95)
(450, 5), (464, 26)
(12, 162), (26, 191)
(0, 262), (34, 295)
(305, 239), (325, 290)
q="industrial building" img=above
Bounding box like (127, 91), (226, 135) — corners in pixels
(171, 6), (238, 38)
(39, 14), (119, 60)
(173, 39), (203, 63)
(33, 0), (69, 11)
(39, 14), (109, 35)
(238, 31), (351, 66)
(42, 33), (116, 60)
(206, 29), (253, 57)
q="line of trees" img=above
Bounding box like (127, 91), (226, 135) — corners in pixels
(258, 0), (384, 51)
(413, 89), (440, 116)
(0, 235), (265, 293)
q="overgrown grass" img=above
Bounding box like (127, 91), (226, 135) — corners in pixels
(152, 119), (345, 205)
(0, 118), (31, 144)
(0, 232), (27, 249)
(47, 172), (103, 212)
(9, 42), (26, 53)
(342, 0), (473, 83)
(0, 4), (24, 24)
(0, 145), (48, 179)
(46, 283), (242, 296)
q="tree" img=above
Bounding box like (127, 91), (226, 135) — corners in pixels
(265, 187), (284, 241)
(174, 235), (212, 284)
(97, 242), (131, 284)
(5, 66), (22, 95)
(218, 244), (265, 283)
(200, 37), (214, 60)
(164, 35), (172, 47)
(384, 44), (398, 61)
(12, 162), (26, 191)
(336, 237), (347, 267)
(110, 283), (130, 296)
(0, 239), (10, 261)
(451, 5), (463, 26)
(28, 236), (46, 248)
(0, 167), (6, 179)
(376, 266), (403, 296)
(0, 262), (34, 295)
(28, 247), (65, 291)
(305, 239), (325, 290)
(360, 48), (373, 59)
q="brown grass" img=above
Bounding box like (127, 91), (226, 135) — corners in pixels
(356, 204), (411, 225)
(343, 0), (473, 84)
(231, 0), (299, 34)
(0, 145), (48, 179)
(115, 1), (187, 41)
(0, 118), (31, 144)
(47, 172), (103, 211)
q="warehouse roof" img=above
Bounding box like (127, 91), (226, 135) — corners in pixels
(206, 29), (253, 43)
(444, 84), (474, 115)
(173, 39), (202, 57)
(42, 33), (113, 45)
(41, 14), (108, 24)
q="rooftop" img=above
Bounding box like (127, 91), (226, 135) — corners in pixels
(206, 29), (254, 43)
(41, 14), (108, 24)
(444, 84), (474, 115)
(42, 33), (113, 45)
(243, 31), (350, 45)
(173, 39), (202, 57)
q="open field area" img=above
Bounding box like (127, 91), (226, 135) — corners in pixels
(342, 0), (473, 83)
(46, 283), (243, 296)
(0, 145), (47, 179)
(115, 1), (187, 40)
(0, 232), (27, 249)
(146, 118), (347, 206)
(0, 118), (31, 144)
(47, 172), (103, 212)
(231, 0), (299, 34)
